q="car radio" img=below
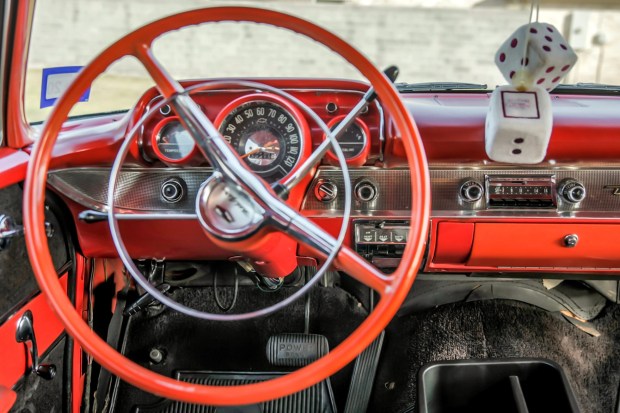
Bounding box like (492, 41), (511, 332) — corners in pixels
(354, 220), (409, 269)
(485, 175), (556, 208)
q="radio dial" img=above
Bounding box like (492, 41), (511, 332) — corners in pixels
(460, 180), (484, 202)
(559, 179), (586, 204)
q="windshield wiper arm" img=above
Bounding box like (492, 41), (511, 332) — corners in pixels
(396, 82), (488, 92)
(553, 83), (620, 94)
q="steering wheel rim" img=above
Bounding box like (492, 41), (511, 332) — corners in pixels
(24, 6), (430, 406)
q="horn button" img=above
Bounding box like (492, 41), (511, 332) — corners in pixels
(197, 176), (266, 240)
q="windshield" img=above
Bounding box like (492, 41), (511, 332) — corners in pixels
(25, 1), (617, 123)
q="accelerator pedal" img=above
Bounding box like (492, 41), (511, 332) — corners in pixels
(266, 333), (329, 367)
(134, 371), (336, 413)
(343, 331), (385, 413)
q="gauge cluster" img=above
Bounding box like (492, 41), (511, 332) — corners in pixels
(137, 82), (384, 184)
(214, 94), (308, 183)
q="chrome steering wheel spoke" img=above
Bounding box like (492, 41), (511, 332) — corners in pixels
(273, 65), (399, 199)
(136, 45), (297, 228)
(106, 78), (361, 321)
(276, 206), (393, 295)
(136, 44), (253, 184)
(123, 46), (392, 315)
(24, 7), (428, 405)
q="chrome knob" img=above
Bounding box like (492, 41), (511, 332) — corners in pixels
(558, 179), (586, 204)
(314, 179), (338, 203)
(355, 180), (378, 202)
(325, 102), (338, 114)
(460, 180), (484, 202)
(161, 178), (186, 203)
(563, 234), (579, 248)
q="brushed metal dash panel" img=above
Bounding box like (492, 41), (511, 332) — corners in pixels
(48, 166), (620, 218)
(48, 167), (213, 212)
(302, 166), (620, 216)
(302, 168), (413, 212)
(431, 168), (620, 212)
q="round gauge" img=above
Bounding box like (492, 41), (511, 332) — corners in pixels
(151, 117), (196, 164)
(215, 95), (306, 183)
(324, 115), (370, 166)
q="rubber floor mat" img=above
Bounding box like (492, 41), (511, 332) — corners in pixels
(134, 371), (336, 413)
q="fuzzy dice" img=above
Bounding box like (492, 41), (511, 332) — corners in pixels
(495, 22), (577, 91)
(485, 85), (553, 163)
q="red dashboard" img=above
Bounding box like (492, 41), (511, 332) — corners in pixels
(133, 79), (384, 170)
(40, 79), (620, 277)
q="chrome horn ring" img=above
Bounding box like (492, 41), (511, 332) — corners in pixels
(107, 80), (353, 321)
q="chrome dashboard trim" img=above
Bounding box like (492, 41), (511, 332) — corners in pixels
(48, 167), (213, 213)
(302, 165), (620, 218)
(302, 167), (412, 213)
(49, 164), (620, 220)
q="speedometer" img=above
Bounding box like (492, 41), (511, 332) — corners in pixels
(215, 95), (306, 183)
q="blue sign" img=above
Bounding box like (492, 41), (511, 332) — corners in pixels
(40, 66), (91, 109)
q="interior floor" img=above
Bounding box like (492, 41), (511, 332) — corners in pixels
(111, 284), (367, 412)
(371, 299), (620, 413)
(107, 283), (620, 413)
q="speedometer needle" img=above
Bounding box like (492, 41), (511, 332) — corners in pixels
(241, 140), (279, 159)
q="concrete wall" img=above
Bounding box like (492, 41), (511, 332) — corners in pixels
(27, 1), (620, 88)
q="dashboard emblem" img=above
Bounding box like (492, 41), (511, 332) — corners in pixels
(603, 185), (620, 196)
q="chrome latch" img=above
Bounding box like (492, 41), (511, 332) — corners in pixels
(563, 234), (579, 248)
(0, 215), (53, 251)
(15, 310), (57, 380)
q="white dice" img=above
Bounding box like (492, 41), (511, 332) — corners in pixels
(495, 22), (577, 91)
(485, 85), (552, 164)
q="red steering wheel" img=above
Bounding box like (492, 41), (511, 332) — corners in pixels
(24, 7), (430, 406)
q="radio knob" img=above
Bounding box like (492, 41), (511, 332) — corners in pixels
(559, 179), (586, 204)
(314, 179), (338, 203)
(460, 180), (484, 202)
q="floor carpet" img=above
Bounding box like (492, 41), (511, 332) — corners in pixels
(370, 299), (620, 413)
(110, 285), (620, 413)
(112, 285), (367, 412)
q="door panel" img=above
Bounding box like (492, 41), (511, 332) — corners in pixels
(0, 184), (69, 319)
(0, 169), (77, 411)
(0, 275), (67, 389)
(8, 336), (67, 413)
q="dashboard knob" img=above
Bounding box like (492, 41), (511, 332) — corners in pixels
(563, 234), (579, 248)
(355, 180), (378, 202)
(325, 102), (338, 114)
(459, 180), (484, 202)
(161, 178), (186, 203)
(314, 179), (338, 203)
(558, 179), (586, 204)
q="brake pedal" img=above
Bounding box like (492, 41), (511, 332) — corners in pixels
(266, 333), (329, 367)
